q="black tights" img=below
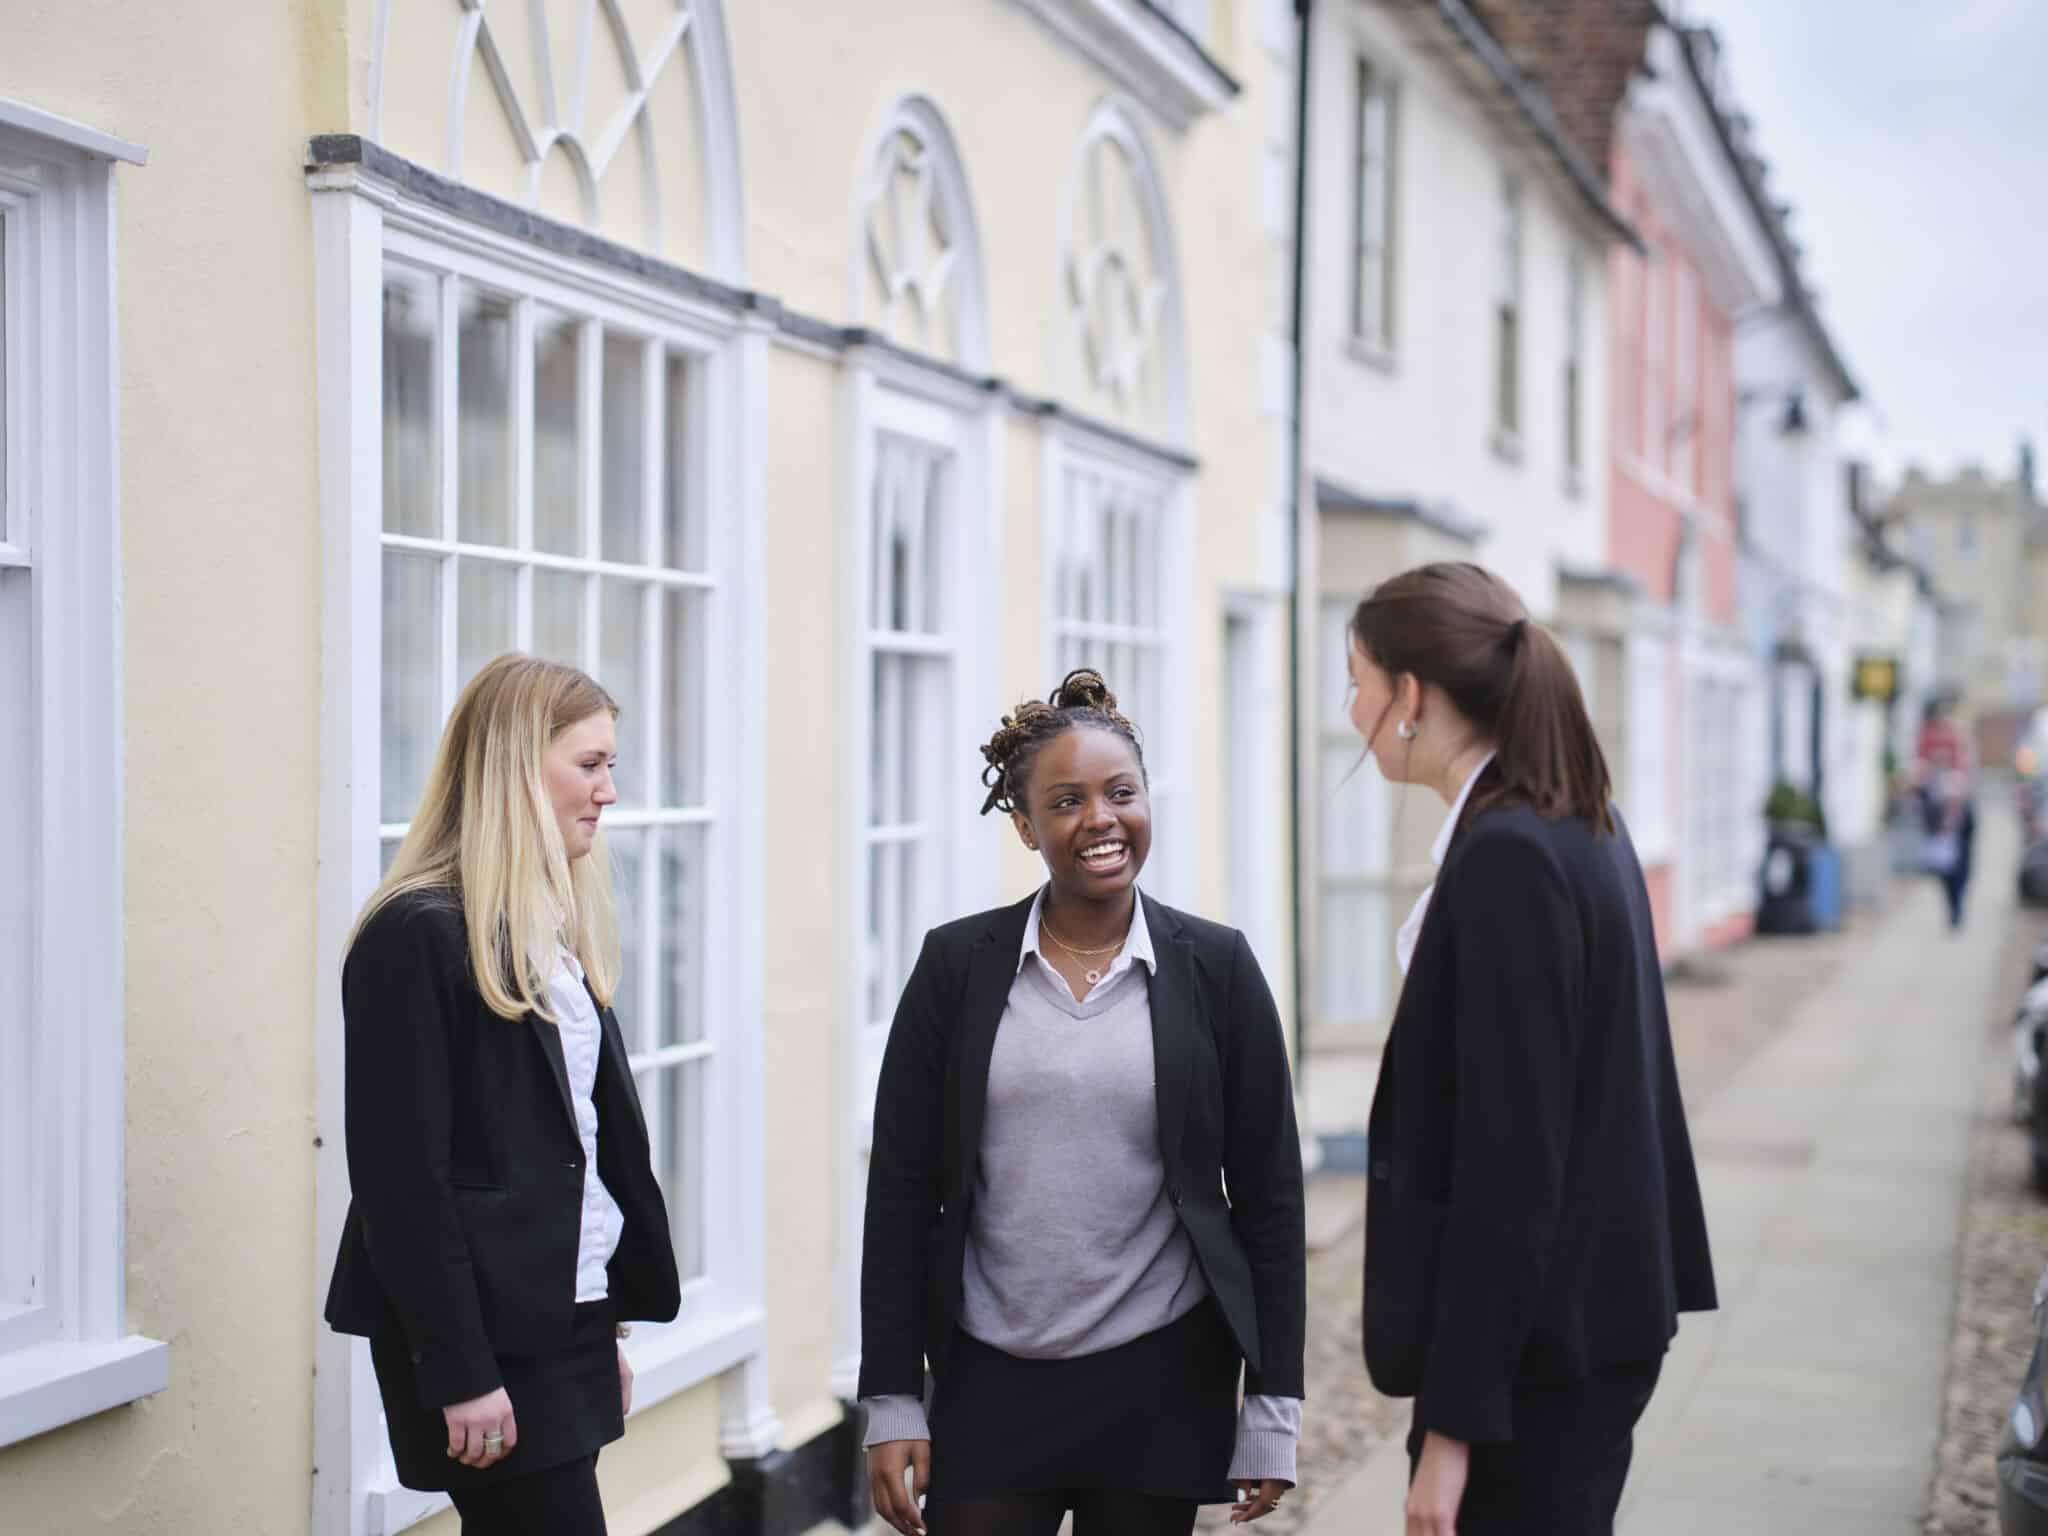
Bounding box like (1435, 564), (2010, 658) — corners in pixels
(447, 1453), (606, 1536)
(925, 1488), (1198, 1536)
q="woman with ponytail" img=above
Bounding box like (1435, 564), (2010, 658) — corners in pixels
(1342, 564), (1714, 1536)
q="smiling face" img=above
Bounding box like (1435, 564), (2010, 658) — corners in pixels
(542, 708), (619, 862)
(1010, 726), (1152, 902)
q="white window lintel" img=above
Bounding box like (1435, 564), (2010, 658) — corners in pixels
(0, 98), (147, 166)
(1006, 0), (1238, 132)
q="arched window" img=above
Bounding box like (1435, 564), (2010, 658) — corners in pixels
(833, 95), (998, 1397)
(317, 7), (766, 1531)
(1045, 100), (1193, 901)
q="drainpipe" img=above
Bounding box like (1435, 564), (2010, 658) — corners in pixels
(1287, 0), (1314, 1078)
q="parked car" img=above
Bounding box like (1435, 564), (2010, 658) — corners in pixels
(2017, 978), (2048, 1187)
(2000, 1263), (2048, 1532)
(2024, 841), (2048, 910)
(2019, 709), (2048, 846)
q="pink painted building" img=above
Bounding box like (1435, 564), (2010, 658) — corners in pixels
(1476, 2), (1785, 953)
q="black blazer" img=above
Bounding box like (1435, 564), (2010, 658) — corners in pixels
(857, 892), (1307, 1402)
(324, 890), (681, 1408)
(1363, 788), (1715, 1445)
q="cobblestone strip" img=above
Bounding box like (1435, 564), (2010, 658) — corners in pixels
(1924, 907), (2048, 1535)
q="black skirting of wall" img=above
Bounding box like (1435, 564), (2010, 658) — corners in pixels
(652, 1402), (872, 1536)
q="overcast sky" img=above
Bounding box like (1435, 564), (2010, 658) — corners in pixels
(1676, 0), (2047, 486)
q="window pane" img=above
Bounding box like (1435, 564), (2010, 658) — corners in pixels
(533, 567), (585, 667)
(1318, 886), (1389, 1022)
(457, 557), (516, 691)
(608, 828), (644, 1037)
(601, 333), (645, 565)
(456, 287), (513, 547)
(663, 589), (707, 808)
(381, 550), (443, 823)
(0, 570), (29, 1310)
(663, 354), (703, 572)
(864, 841), (891, 1029)
(382, 267), (438, 538)
(920, 457), (947, 635)
(872, 650), (903, 826)
(534, 309), (582, 556)
(657, 826), (704, 1047)
(601, 580), (647, 808)
(659, 1061), (706, 1283)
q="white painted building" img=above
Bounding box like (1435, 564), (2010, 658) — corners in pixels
(1296, 0), (1635, 1151)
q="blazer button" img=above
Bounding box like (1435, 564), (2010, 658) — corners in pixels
(1371, 1160), (1391, 1180)
(409, 1350), (422, 1364)
(565, 1160), (580, 1171)
(1168, 1185), (1183, 1208)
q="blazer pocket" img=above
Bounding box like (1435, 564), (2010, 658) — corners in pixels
(1362, 1192), (1448, 1397)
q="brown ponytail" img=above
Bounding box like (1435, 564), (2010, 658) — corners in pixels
(1349, 562), (1613, 834)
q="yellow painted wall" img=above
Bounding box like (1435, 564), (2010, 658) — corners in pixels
(0, 0), (351, 1530)
(4, 0), (1292, 1531)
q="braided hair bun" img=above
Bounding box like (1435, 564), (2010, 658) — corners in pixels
(979, 668), (1146, 816)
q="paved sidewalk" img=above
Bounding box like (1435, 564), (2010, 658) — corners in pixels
(1302, 809), (2018, 1535)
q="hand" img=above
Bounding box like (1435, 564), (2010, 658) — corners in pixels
(1231, 1477), (1292, 1523)
(1405, 1430), (1469, 1535)
(443, 1386), (516, 1470)
(618, 1343), (634, 1417)
(866, 1439), (931, 1536)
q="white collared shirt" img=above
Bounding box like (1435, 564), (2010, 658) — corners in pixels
(1018, 883), (1157, 997)
(1395, 752), (1497, 977)
(546, 949), (627, 1303)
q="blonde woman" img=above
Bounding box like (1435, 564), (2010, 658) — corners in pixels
(325, 655), (679, 1535)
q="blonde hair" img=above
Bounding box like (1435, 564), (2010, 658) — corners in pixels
(349, 654), (622, 1019)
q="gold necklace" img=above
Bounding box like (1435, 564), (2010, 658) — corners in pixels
(1040, 915), (1129, 986)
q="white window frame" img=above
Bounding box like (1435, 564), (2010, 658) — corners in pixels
(309, 167), (771, 1536)
(830, 356), (1000, 1397)
(1041, 423), (1194, 908)
(0, 102), (165, 1452)
(1627, 624), (1675, 863)
(1642, 248), (1667, 474)
(1672, 263), (1698, 494)
(1492, 175), (1524, 455)
(1563, 249), (1586, 491)
(1350, 56), (1397, 360)
(1314, 598), (1394, 1033)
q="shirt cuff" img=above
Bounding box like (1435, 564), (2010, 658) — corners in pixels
(1227, 1393), (1301, 1486)
(860, 1393), (931, 1447)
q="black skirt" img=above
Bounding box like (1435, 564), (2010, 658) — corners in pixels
(925, 1299), (1241, 1508)
(372, 1300), (623, 1493)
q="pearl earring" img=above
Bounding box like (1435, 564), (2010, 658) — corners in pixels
(1397, 720), (1418, 742)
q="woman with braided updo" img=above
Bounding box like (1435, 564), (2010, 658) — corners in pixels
(856, 669), (1307, 1536)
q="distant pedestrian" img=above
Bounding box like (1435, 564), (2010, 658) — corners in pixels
(1341, 564), (1717, 1536)
(324, 655), (680, 1535)
(1920, 767), (1977, 931)
(859, 668), (1307, 1536)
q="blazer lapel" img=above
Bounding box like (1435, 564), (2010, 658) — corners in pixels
(951, 894), (1037, 1202)
(1141, 894), (1195, 1174)
(527, 1010), (580, 1141)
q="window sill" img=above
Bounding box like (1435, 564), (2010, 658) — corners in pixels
(0, 1334), (169, 1449)
(1490, 427), (1524, 466)
(1346, 335), (1398, 375)
(365, 1306), (766, 1535)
